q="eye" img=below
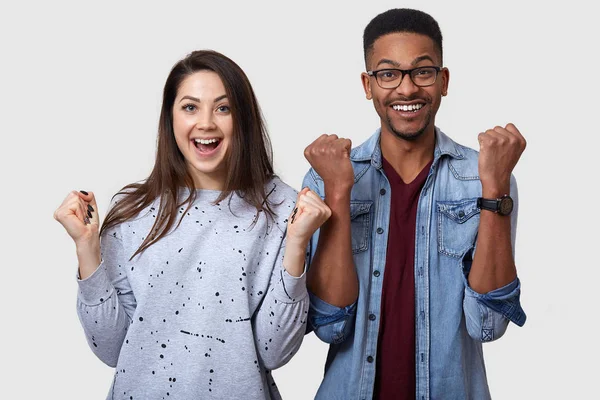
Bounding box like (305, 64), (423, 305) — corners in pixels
(377, 69), (400, 82)
(182, 104), (196, 112)
(415, 68), (434, 76)
(216, 105), (230, 113)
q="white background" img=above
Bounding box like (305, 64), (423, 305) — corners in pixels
(1, 0), (598, 398)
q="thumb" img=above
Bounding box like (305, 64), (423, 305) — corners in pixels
(343, 139), (352, 155)
(504, 123), (519, 135)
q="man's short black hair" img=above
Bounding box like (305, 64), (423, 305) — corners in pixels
(363, 8), (443, 68)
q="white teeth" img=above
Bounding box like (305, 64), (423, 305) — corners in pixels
(194, 138), (219, 144)
(392, 104), (424, 112)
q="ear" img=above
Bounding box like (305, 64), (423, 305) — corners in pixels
(440, 67), (450, 96)
(361, 72), (372, 100)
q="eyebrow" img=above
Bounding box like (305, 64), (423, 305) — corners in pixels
(375, 55), (436, 69)
(179, 94), (228, 103)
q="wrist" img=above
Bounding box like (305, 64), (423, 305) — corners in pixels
(323, 180), (353, 199)
(282, 241), (307, 277)
(481, 180), (510, 198)
(75, 237), (100, 254)
(285, 236), (309, 251)
(75, 238), (101, 280)
(323, 186), (351, 208)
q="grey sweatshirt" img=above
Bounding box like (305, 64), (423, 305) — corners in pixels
(76, 178), (308, 400)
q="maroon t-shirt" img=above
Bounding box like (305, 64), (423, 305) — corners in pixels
(374, 157), (433, 400)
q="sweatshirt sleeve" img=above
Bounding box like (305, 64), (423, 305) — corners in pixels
(251, 237), (309, 371)
(76, 226), (137, 367)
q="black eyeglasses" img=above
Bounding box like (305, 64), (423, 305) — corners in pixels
(367, 66), (442, 89)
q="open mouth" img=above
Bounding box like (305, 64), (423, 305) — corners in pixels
(192, 138), (221, 154)
(391, 103), (425, 113)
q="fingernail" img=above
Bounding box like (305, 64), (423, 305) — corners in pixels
(87, 204), (94, 212)
(87, 210), (92, 218)
(291, 216), (295, 224)
(80, 190), (89, 195)
(84, 217), (90, 225)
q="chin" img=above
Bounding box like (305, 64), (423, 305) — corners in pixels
(392, 129), (425, 141)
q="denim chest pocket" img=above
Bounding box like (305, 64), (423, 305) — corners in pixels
(437, 198), (480, 258)
(350, 201), (373, 254)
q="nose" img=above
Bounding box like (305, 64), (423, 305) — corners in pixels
(394, 72), (420, 97)
(195, 109), (217, 131)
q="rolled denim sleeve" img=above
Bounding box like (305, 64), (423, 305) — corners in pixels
(308, 291), (357, 344)
(463, 277), (526, 342)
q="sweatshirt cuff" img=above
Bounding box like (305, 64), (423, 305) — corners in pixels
(76, 263), (115, 306)
(272, 267), (308, 304)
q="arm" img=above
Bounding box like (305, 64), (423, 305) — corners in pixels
(463, 177), (525, 341)
(468, 123), (526, 293)
(303, 172), (357, 344)
(463, 124), (527, 341)
(252, 243), (309, 370)
(253, 188), (330, 370)
(54, 190), (136, 367)
(303, 134), (357, 307)
(76, 227), (137, 367)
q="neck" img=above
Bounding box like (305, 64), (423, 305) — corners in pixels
(189, 170), (226, 191)
(380, 128), (435, 184)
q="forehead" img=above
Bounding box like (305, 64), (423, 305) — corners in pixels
(176, 70), (226, 99)
(368, 32), (440, 68)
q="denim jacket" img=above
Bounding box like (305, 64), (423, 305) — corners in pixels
(303, 127), (526, 400)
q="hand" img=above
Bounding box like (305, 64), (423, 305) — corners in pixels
(304, 134), (354, 194)
(286, 188), (332, 248)
(477, 123), (526, 195)
(53, 190), (100, 247)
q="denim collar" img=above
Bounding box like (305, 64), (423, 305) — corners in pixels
(350, 126), (465, 169)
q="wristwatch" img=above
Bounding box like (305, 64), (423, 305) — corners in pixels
(477, 194), (513, 216)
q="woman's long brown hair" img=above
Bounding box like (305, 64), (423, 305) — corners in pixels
(99, 50), (275, 259)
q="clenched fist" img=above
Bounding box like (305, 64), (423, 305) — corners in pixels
(477, 123), (526, 195)
(53, 190), (101, 278)
(304, 134), (354, 194)
(281, 187), (331, 277)
(286, 187), (332, 248)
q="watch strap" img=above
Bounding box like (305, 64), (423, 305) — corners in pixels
(477, 197), (499, 212)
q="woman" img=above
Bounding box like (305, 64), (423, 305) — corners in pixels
(53, 50), (330, 399)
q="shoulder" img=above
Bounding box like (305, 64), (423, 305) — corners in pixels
(265, 176), (298, 202)
(263, 177), (298, 217)
(102, 188), (158, 238)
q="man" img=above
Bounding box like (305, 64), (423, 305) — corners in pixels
(303, 8), (526, 400)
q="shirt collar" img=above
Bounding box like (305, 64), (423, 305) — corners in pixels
(350, 126), (465, 169)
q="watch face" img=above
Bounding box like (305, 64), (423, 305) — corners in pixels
(499, 196), (514, 215)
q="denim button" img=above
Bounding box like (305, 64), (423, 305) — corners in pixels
(367, 356), (374, 363)
(373, 270), (380, 277)
(376, 227), (384, 234)
(380, 188), (386, 195)
(458, 210), (465, 218)
(369, 314), (376, 321)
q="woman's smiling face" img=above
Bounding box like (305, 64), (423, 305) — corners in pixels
(172, 70), (234, 190)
